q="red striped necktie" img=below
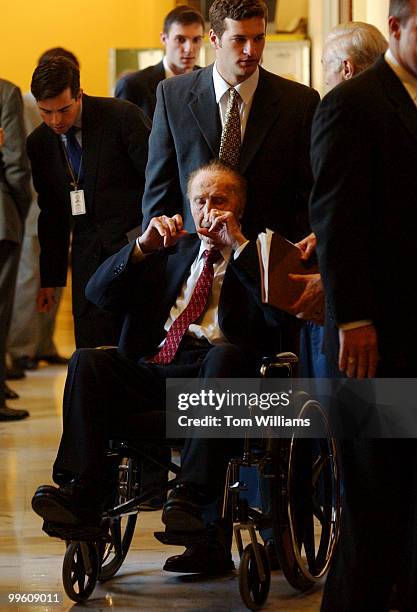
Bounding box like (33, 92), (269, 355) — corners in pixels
(149, 249), (222, 365)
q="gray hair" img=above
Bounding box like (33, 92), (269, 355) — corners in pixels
(324, 21), (388, 74)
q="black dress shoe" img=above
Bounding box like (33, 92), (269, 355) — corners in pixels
(31, 479), (102, 526)
(163, 545), (235, 574)
(13, 356), (38, 371)
(4, 383), (19, 400)
(6, 365), (25, 380)
(36, 354), (69, 365)
(162, 484), (208, 532)
(0, 405), (29, 421)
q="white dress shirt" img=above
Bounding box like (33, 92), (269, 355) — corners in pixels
(212, 62), (259, 141)
(135, 238), (248, 344)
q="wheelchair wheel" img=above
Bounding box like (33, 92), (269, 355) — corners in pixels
(99, 455), (138, 581)
(269, 395), (341, 592)
(239, 543), (271, 611)
(62, 541), (99, 602)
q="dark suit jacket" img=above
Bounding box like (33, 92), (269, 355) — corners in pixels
(27, 94), (151, 321)
(115, 61), (202, 121)
(85, 234), (284, 361)
(142, 65), (320, 240)
(115, 61), (166, 121)
(310, 56), (417, 366)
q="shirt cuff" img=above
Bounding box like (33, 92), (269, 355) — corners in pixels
(233, 240), (249, 260)
(339, 319), (373, 331)
(130, 238), (147, 263)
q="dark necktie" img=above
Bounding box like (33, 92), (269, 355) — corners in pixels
(219, 88), (241, 169)
(64, 126), (83, 184)
(149, 249), (222, 365)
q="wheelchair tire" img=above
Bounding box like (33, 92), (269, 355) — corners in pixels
(239, 543), (271, 611)
(62, 541), (99, 602)
(99, 455), (139, 581)
(98, 514), (137, 581)
(269, 395), (341, 592)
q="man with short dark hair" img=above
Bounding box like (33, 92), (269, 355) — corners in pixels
(27, 57), (151, 348)
(310, 1), (417, 609)
(8, 48), (79, 375)
(31, 161), (283, 574)
(141, 0), (321, 335)
(115, 5), (204, 120)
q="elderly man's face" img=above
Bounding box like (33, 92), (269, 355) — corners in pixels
(188, 169), (243, 233)
(322, 43), (345, 89)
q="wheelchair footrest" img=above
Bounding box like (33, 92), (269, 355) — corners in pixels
(42, 521), (111, 542)
(154, 530), (212, 547)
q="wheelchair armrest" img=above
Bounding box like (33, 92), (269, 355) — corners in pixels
(260, 352), (298, 378)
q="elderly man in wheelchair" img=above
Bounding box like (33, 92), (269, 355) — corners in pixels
(32, 160), (325, 579)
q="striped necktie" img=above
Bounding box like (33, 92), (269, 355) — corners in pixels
(149, 249), (222, 365)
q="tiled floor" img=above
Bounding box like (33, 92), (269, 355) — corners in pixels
(0, 287), (324, 611)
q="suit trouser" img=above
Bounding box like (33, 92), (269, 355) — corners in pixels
(53, 343), (255, 501)
(0, 241), (21, 407)
(8, 235), (62, 359)
(321, 363), (417, 612)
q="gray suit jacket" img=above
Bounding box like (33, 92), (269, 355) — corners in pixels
(0, 79), (31, 243)
(142, 65), (320, 240)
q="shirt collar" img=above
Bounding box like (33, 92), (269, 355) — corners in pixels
(385, 48), (417, 100)
(212, 61), (259, 105)
(163, 56), (175, 79)
(197, 238), (232, 264)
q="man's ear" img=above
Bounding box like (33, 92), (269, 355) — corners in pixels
(388, 15), (401, 39)
(209, 28), (221, 49)
(342, 59), (355, 81)
(160, 31), (167, 48)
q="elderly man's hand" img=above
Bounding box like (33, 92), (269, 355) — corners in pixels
(138, 214), (188, 254)
(197, 208), (247, 251)
(339, 325), (379, 378)
(287, 272), (325, 324)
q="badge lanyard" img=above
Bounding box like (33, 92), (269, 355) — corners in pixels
(61, 133), (86, 216)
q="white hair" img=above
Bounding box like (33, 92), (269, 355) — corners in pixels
(324, 21), (388, 74)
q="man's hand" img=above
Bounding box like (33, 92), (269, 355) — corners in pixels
(339, 325), (379, 379)
(138, 214), (188, 254)
(37, 287), (56, 313)
(197, 208), (246, 251)
(287, 273), (325, 324)
(295, 232), (317, 261)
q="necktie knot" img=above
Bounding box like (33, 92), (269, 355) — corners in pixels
(204, 248), (222, 266)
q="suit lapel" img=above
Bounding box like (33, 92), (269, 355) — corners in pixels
(151, 61), (166, 91)
(188, 66), (221, 157)
(80, 95), (104, 209)
(377, 57), (417, 144)
(239, 68), (281, 173)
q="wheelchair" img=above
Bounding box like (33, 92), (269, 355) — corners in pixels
(47, 352), (341, 610)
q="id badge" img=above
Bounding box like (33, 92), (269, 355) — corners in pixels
(70, 189), (86, 216)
